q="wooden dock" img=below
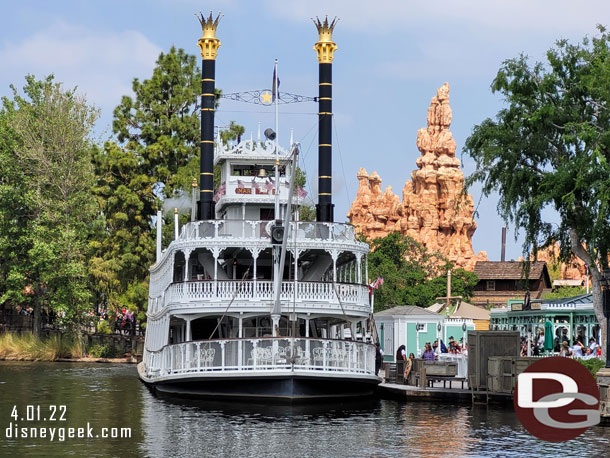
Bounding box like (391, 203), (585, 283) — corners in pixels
(377, 381), (513, 404)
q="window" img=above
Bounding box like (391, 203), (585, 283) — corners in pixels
(486, 280), (496, 291)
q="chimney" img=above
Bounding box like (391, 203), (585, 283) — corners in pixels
(313, 16), (338, 222)
(196, 12), (222, 220)
(501, 227), (506, 262)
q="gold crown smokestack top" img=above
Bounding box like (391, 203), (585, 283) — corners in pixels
(313, 16), (338, 223)
(196, 12), (222, 220)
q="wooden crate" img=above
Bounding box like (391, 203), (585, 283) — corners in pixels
(468, 331), (520, 390)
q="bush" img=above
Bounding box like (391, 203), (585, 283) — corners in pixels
(576, 358), (606, 379)
(96, 320), (112, 334)
(87, 343), (119, 358)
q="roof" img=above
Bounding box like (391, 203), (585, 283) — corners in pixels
(451, 301), (491, 320)
(543, 294), (592, 305)
(474, 261), (550, 282)
(428, 302), (490, 320)
(552, 279), (584, 287)
(374, 305), (441, 317)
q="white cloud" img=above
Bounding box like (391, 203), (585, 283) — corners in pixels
(0, 20), (161, 130)
(265, 0), (609, 35)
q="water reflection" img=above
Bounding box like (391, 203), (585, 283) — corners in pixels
(1, 362), (610, 457)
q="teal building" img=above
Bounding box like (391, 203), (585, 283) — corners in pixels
(489, 294), (600, 346)
(374, 305), (475, 362)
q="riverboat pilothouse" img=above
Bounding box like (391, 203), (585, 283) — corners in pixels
(138, 13), (381, 401)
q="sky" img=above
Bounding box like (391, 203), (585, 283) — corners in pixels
(1, 1), (608, 261)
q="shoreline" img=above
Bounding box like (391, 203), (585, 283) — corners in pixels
(0, 356), (139, 364)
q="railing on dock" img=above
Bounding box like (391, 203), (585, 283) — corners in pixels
(143, 337), (376, 379)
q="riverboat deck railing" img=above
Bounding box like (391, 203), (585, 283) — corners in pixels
(143, 337), (376, 378)
(179, 220), (357, 243)
(156, 280), (368, 312)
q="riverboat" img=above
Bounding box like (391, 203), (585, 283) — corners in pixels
(137, 14), (381, 401)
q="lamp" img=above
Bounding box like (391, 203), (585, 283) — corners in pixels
(264, 128), (276, 141)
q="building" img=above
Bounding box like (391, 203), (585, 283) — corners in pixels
(489, 294), (599, 346)
(374, 305), (476, 362)
(472, 261), (552, 308)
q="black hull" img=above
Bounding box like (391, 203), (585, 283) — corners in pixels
(143, 374), (379, 403)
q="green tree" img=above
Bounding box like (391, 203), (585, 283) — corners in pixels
(89, 141), (157, 313)
(112, 46), (200, 197)
(464, 27), (610, 357)
(411, 268), (479, 309)
(0, 75), (99, 338)
(368, 232), (448, 310)
(543, 286), (587, 300)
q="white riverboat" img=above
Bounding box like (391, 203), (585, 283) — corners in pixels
(137, 14), (380, 401)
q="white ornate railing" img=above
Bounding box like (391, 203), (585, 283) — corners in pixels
(165, 280), (368, 306)
(179, 220), (357, 243)
(143, 337), (376, 379)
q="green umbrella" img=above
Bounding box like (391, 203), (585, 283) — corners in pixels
(544, 321), (554, 352)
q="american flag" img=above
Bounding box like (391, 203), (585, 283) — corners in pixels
(370, 276), (384, 290)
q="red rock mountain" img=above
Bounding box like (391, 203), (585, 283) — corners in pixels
(347, 83), (488, 270)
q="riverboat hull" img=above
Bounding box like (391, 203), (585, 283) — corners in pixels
(138, 363), (380, 402)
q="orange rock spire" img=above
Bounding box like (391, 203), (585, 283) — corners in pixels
(347, 83), (488, 270)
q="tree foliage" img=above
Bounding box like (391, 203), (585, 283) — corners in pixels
(0, 75), (99, 336)
(367, 232), (478, 311)
(464, 27), (610, 355)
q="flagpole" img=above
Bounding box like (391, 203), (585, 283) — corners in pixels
(274, 58), (280, 220)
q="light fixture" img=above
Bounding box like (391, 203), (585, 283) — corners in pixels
(264, 128), (276, 141)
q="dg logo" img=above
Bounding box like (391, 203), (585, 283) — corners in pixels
(514, 356), (600, 442)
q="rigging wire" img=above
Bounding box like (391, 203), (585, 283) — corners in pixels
(332, 115), (353, 206)
(205, 258), (254, 342)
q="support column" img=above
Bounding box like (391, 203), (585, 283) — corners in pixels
(183, 249), (192, 282)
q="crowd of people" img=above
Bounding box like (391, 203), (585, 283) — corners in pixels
(519, 329), (602, 360)
(391, 336), (467, 363)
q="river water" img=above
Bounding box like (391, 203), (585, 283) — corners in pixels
(1, 362), (609, 457)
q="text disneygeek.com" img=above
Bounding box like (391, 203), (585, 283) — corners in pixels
(4, 405), (131, 442)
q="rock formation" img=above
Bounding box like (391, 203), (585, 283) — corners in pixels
(534, 243), (589, 285)
(347, 83), (488, 270)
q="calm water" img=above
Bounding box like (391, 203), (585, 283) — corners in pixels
(1, 362), (610, 457)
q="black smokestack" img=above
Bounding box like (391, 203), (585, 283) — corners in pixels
(196, 12), (222, 220)
(313, 16), (338, 223)
(501, 227), (506, 262)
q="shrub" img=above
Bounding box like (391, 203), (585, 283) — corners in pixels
(88, 343), (119, 358)
(576, 358), (606, 379)
(96, 320), (112, 334)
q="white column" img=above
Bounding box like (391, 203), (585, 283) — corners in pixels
(156, 210), (162, 262)
(365, 254), (369, 284)
(183, 249), (192, 282)
(186, 319), (192, 341)
(174, 208), (179, 240)
(238, 317), (243, 369)
(252, 250), (259, 299)
(332, 251), (338, 282)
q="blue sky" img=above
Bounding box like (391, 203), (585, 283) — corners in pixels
(1, 1), (608, 261)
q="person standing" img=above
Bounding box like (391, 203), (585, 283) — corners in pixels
(395, 345), (406, 361)
(421, 343), (436, 361)
(375, 343), (383, 376)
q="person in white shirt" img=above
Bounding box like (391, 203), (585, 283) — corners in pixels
(571, 339), (584, 358)
(537, 331), (545, 352)
(589, 338), (599, 352)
